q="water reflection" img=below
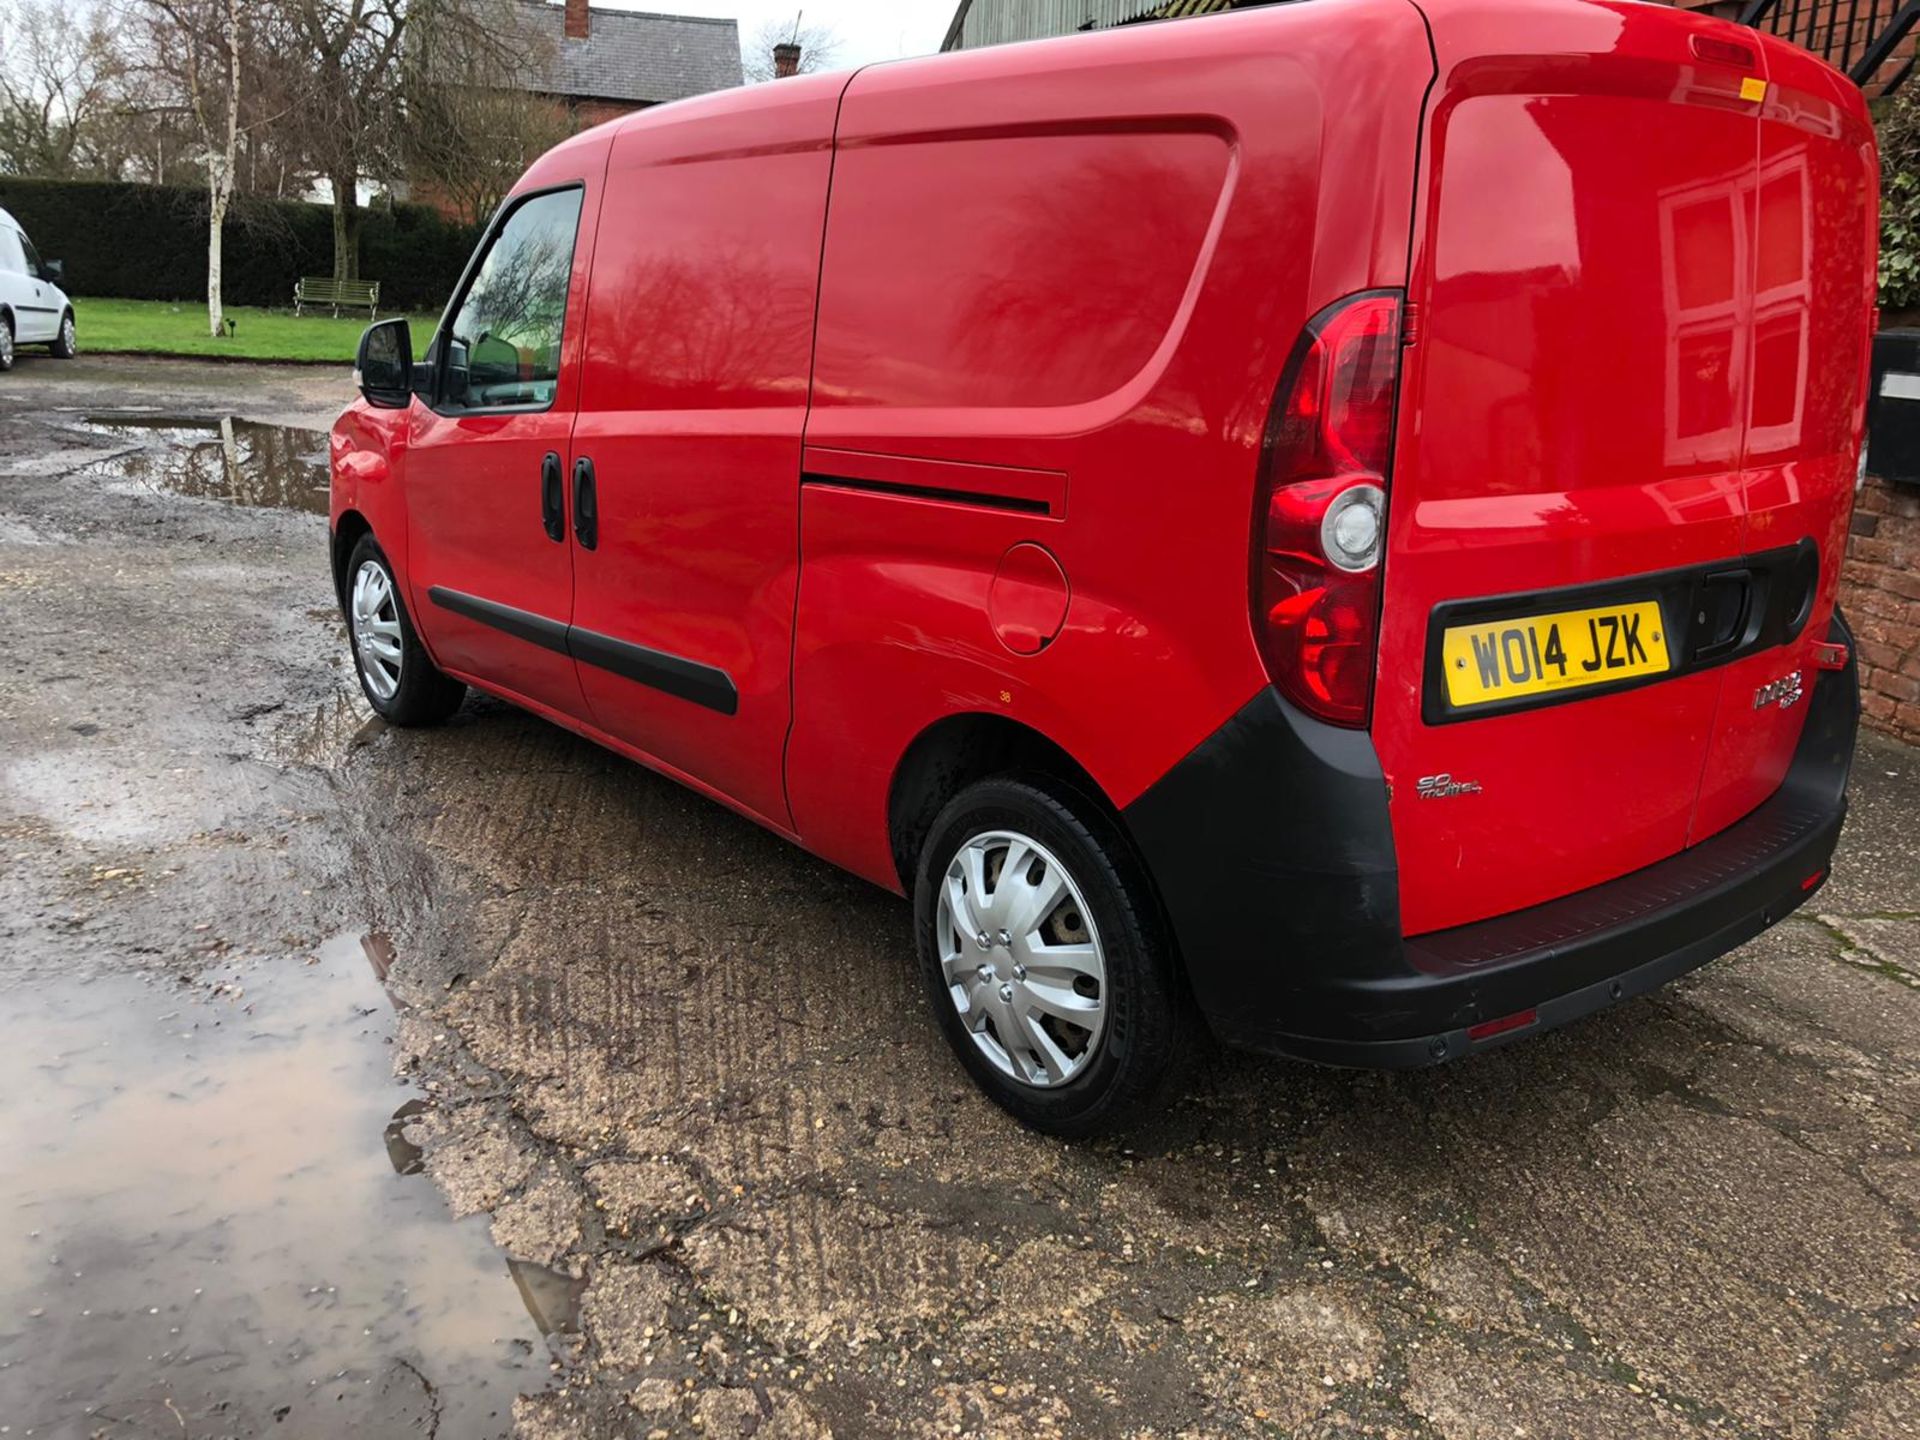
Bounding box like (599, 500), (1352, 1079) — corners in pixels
(77, 414), (329, 515)
(384, 1099), (430, 1176)
(0, 935), (554, 1437)
(506, 1261), (585, 1339)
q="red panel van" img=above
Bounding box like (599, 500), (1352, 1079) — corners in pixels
(331, 0), (1875, 1135)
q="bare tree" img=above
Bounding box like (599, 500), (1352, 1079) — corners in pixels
(742, 14), (842, 84)
(112, 1), (304, 191)
(276, 0), (407, 281)
(137, 0), (247, 336)
(0, 1), (132, 178)
(404, 84), (571, 227)
(275, 0), (544, 279)
(403, 0), (570, 227)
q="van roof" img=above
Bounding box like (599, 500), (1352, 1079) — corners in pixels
(0, 207), (16, 233)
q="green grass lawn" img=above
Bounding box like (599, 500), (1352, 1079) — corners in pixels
(72, 297), (442, 364)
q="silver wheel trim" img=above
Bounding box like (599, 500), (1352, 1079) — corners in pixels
(937, 829), (1108, 1089)
(60, 317), (74, 353)
(0, 326), (12, 365)
(350, 559), (403, 703)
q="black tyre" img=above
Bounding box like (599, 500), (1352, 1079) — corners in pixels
(344, 534), (466, 726)
(0, 315), (14, 373)
(49, 311), (76, 359)
(914, 776), (1193, 1136)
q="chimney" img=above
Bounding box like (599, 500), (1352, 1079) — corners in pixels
(564, 0), (588, 40)
(773, 41), (802, 78)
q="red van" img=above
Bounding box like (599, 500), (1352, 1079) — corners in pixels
(331, 0), (1875, 1134)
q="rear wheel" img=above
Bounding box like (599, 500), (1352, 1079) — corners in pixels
(345, 535), (465, 726)
(49, 311), (75, 359)
(914, 776), (1191, 1136)
(0, 316), (14, 373)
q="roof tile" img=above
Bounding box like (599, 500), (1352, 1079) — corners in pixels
(516, 2), (744, 104)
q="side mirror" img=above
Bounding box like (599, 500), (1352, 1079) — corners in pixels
(42, 258), (63, 285)
(356, 318), (413, 409)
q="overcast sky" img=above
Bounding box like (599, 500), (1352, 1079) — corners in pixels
(590, 1), (960, 70)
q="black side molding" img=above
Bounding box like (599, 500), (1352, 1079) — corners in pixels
(427, 587), (738, 716)
(568, 627), (738, 716)
(428, 587), (570, 656)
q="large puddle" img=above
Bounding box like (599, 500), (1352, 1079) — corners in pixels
(75, 414), (329, 515)
(0, 936), (564, 1438)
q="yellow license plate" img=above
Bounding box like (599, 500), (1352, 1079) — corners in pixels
(1441, 600), (1671, 709)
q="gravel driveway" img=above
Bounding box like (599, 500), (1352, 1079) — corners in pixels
(2, 353), (1917, 1440)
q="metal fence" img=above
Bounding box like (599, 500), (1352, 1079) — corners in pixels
(1740, 0), (1920, 95)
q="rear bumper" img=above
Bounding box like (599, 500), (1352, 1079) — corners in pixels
(1123, 614), (1859, 1069)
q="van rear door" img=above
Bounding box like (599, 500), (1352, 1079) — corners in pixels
(1373, 3), (1868, 937)
(1689, 33), (1876, 841)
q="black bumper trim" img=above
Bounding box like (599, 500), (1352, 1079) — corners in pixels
(1125, 613), (1860, 1068)
(1219, 800), (1842, 1068)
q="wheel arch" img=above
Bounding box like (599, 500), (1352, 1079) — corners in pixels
(330, 507), (374, 614)
(887, 710), (1202, 1090)
(886, 711), (1140, 896)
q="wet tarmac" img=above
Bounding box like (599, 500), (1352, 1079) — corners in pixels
(0, 937), (565, 1439)
(70, 414), (329, 515)
(2, 355), (1918, 1439)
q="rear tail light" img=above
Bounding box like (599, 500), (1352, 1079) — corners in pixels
(1252, 291), (1403, 727)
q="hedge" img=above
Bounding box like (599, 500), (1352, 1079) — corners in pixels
(1882, 89), (1920, 314)
(0, 177), (482, 313)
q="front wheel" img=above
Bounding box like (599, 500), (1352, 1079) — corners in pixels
(914, 776), (1193, 1136)
(0, 317), (14, 373)
(50, 312), (76, 359)
(345, 535), (466, 726)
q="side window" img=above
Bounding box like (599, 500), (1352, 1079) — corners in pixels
(17, 233), (44, 278)
(0, 229), (23, 274)
(441, 188), (584, 412)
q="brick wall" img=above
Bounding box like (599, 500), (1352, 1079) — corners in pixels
(1658, 0), (1919, 97)
(1844, 476), (1920, 744)
(568, 97), (648, 129)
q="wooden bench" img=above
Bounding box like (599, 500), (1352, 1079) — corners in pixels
(294, 277), (380, 319)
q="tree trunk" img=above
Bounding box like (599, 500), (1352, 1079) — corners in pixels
(331, 176), (363, 281)
(207, 190), (227, 338)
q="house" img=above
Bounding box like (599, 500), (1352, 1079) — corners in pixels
(942, 0), (1237, 51)
(520, 0), (744, 128)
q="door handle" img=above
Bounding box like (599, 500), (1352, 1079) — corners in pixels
(1688, 569), (1753, 662)
(540, 451), (564, 543)
(573, 457), (598, 551)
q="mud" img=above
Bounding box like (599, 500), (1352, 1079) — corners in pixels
(2, 354), (1918, 1440)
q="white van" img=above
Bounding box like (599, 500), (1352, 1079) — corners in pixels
(0, 207), (75, 372)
